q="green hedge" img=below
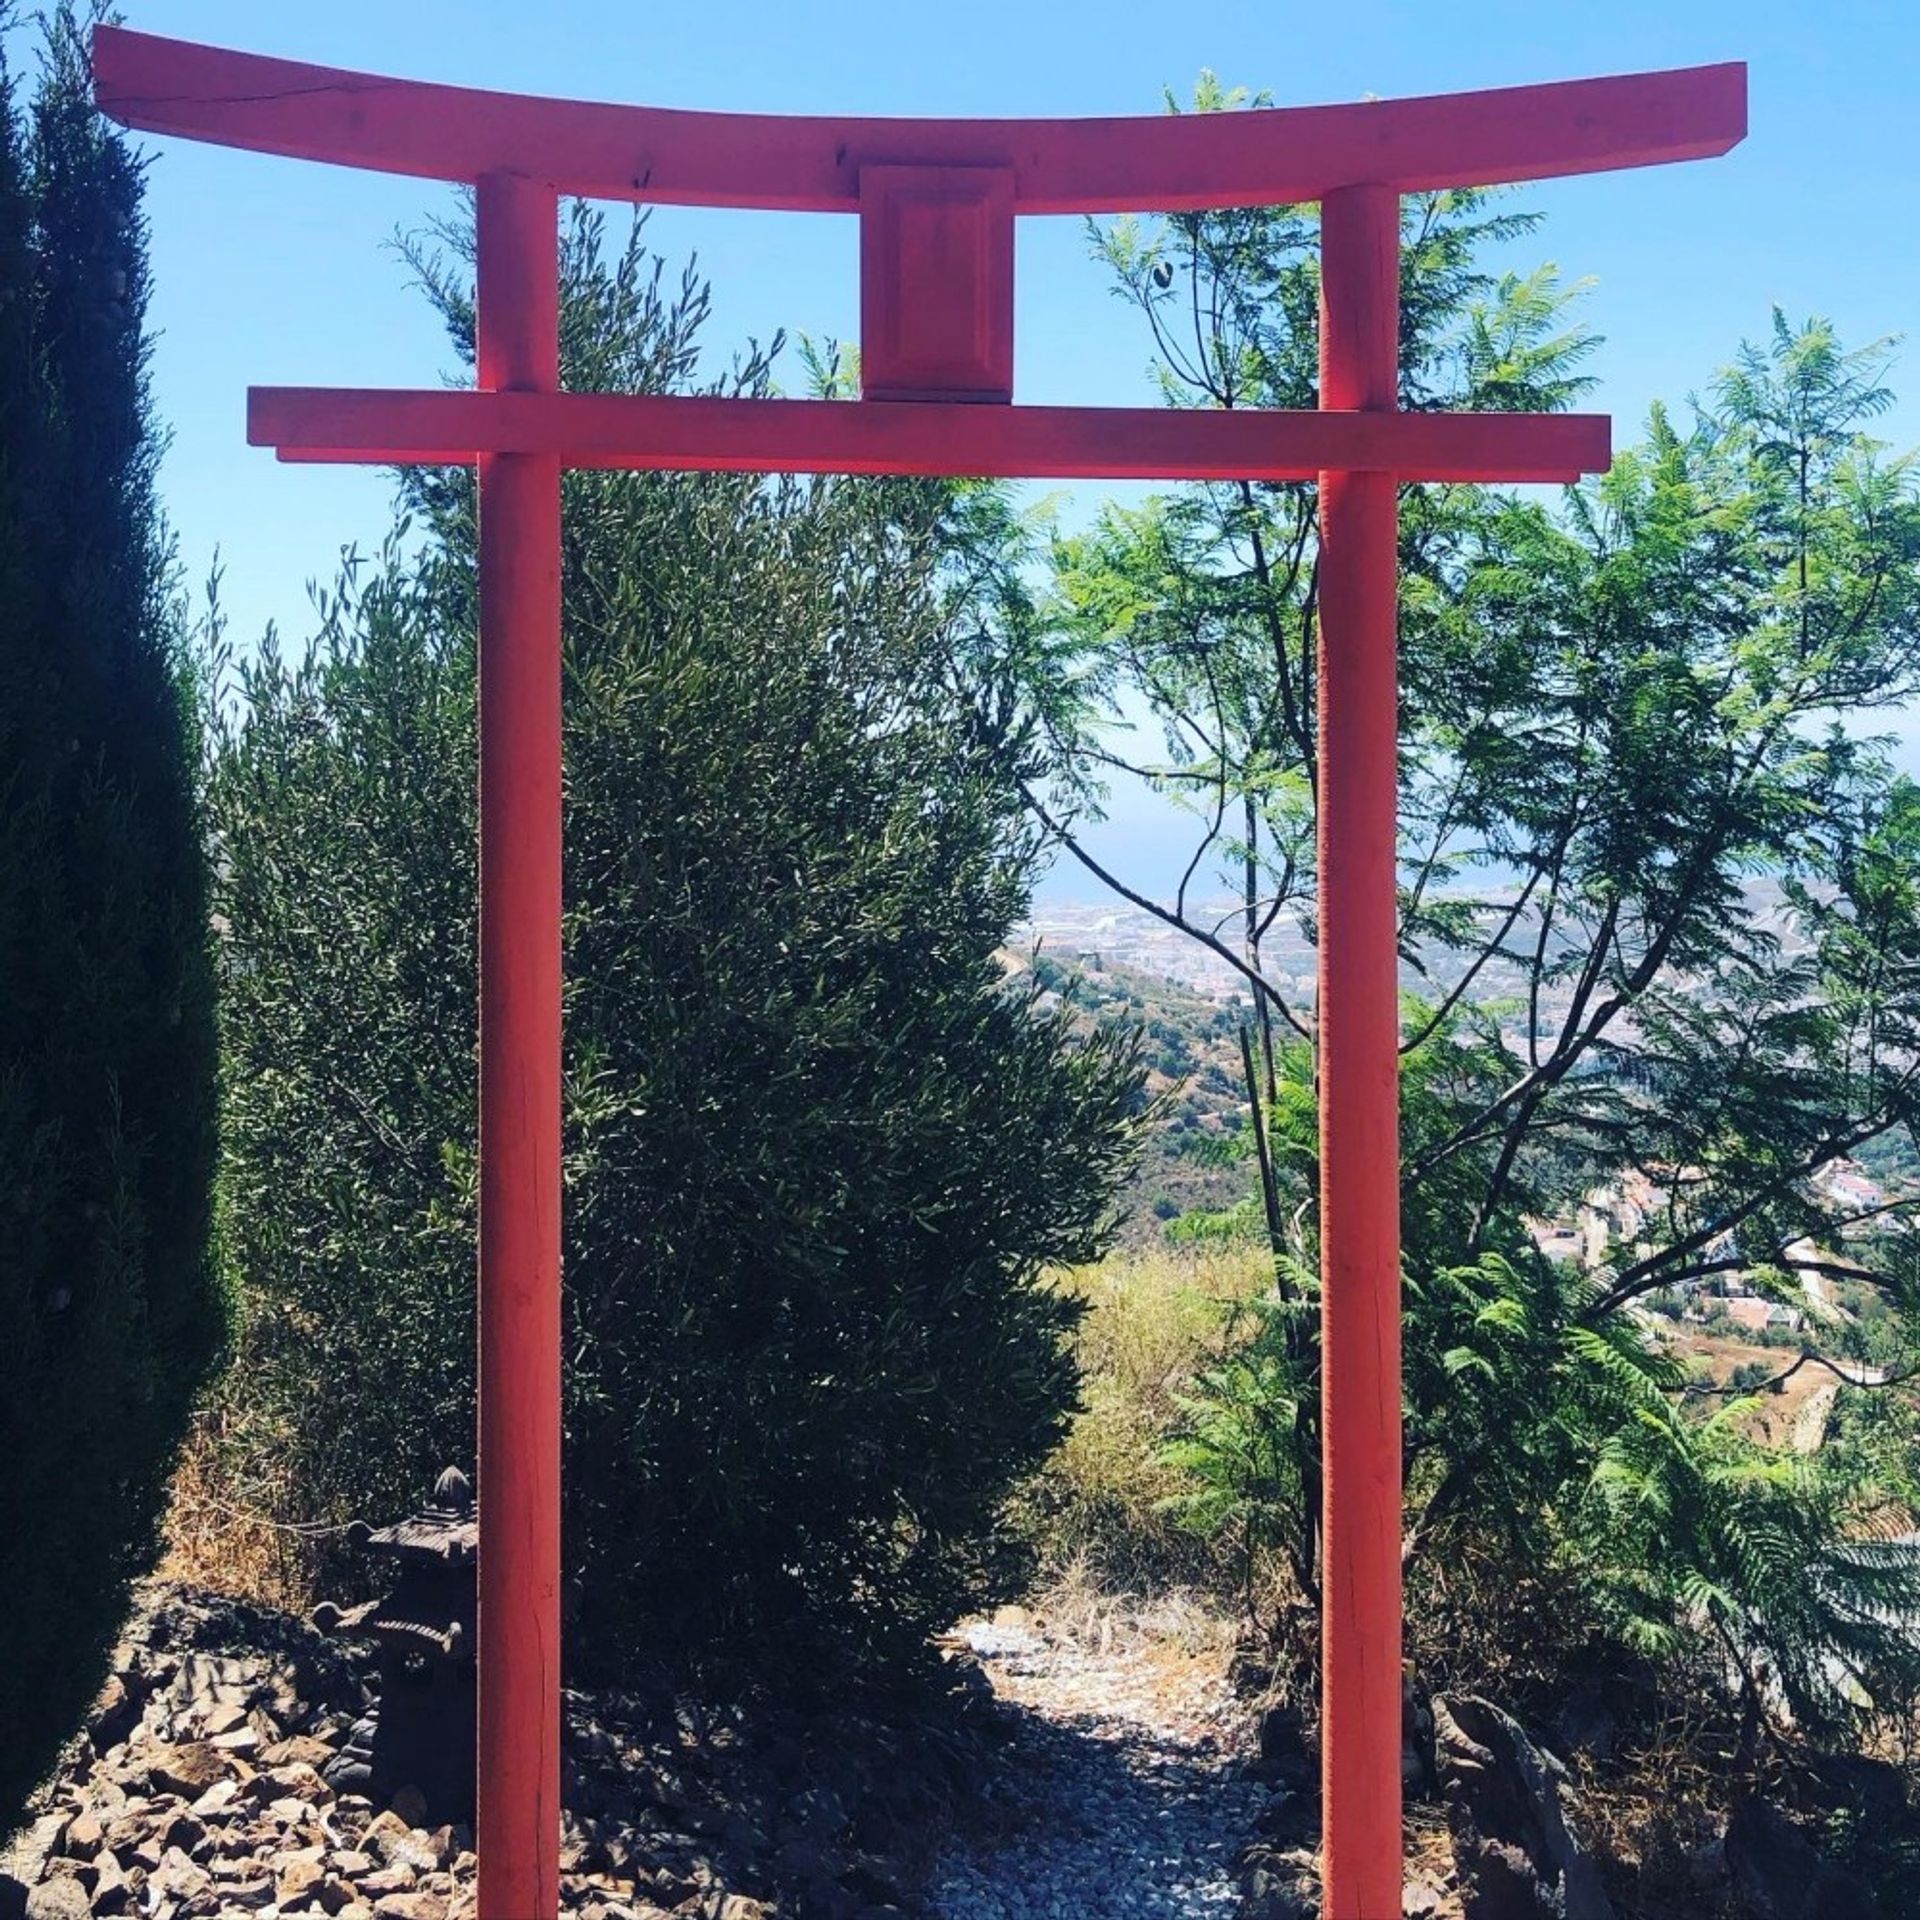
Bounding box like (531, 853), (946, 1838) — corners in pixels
(0, 16), (222, 1826)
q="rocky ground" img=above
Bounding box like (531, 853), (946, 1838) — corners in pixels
(0, 1587), (1282, 1920)
(924, 1609), (1266, 1920)
(0, 1583), (982, 1920)
(6, 1582), (1892, 1920)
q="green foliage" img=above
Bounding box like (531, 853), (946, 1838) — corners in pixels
(1010, 1246), (1263, 1595)
(1577, 1385), (1920, 1751)
(205, 206), (1142, 1682)
(957, 73), (1920, 1756)
(0, 12), (221, 1826)
(1160, 1273), (1320, 1607)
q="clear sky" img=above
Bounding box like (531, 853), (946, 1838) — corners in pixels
(77, 0), (1920, 895)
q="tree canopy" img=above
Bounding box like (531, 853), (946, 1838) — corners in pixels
(959, 77), (1920, 1752)
(203, 204), (1142, 1681)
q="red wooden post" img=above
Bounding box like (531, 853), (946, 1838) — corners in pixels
(1316, 181), (1404, 1920)
(474, 170), (563, 1920)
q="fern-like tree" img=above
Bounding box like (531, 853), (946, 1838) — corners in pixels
(202, 207), (1141, 1681)
(961, 76), (1920, 1753)
(0, 12), (221, 1828)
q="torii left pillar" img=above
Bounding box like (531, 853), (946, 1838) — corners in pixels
(473, 171), (563, 1920)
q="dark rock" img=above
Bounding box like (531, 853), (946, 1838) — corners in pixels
(101, 1806), (148, 1854)
(87, 1775), (128, 1822)
(1549, 1678), (1618, 1767)
(1725, 1797), (1884, 1920)
(89, 1674), (142, 1753)
(792, 1879), (862, 1920)
(1242, 1845), (1320, 1919)
(260, 1733), (337, 1770)
(1403, 1669), (1435, 1797)
(371, 1895), (448, 1920)
(1256, 1702), (1298, 1762)
(1684, 1828), (1727, 1895)
(776, 1836), (832, 1886)
(1241, 1859), (1318, 1918)
(1433, 1693), (1614, 1920)
(835, 1853), (904, 1902)
(722, 1814), (769, 1855)
(785, 1787), (850, 1839)
(202, 1701), (250, 1737)
(60, 1812), (101, 1858)
(188, 1779), (240, 1818)
(15, 1576), (997, 1920)
(389, 1783), (429, 1828)
(362, 1809), (440, 1874)
(158, 1810), (207, 1857)
(215, 1875), (277, 1909)
(162, 1653), (257, 1734)
(1803, 1753), (1909, 1827)
(90, 1853), (132, 1916)
(154, 1844), (212, 1902)
(1257, 1784), (1315, 1850)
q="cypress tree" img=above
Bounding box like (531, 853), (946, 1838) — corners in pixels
(0, 12), (222, 1826)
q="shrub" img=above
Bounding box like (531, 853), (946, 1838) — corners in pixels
(0, 16), (221, 1827)
(202, 208), (1141, 1683)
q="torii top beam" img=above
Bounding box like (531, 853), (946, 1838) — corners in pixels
(91, 31), (1744, 483)
(95, 28), (1743, 213)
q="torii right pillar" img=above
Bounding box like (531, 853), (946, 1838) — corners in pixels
(1316, 179), (1407, 1920)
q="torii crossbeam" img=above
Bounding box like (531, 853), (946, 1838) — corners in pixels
(95, 28), (1744, 1920)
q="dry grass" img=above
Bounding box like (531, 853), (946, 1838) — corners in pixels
(1677, 1325), (1838, 1447)
(1023, 1556), (1241, 1662)
(1405, 1803), (1464, 1914)
(157, 1405), (326, 1614)
(1015, 1244), (1267, 1594)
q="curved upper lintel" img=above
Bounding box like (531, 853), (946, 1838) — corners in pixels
(93, 27), (1745, 214)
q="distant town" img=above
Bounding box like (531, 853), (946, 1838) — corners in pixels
(1018, 881), (1809, 1015)
(1017, 896), (1299, 1001)
(1019, 892), (1910, 1373)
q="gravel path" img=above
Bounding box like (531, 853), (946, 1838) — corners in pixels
(926, 1615), (1266, 1920)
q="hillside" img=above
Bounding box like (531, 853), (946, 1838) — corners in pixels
(1010, 946), (1259, 1243)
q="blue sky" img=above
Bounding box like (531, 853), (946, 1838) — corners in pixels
(77, 0), (1920, 895)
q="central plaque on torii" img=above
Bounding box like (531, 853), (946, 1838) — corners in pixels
(95, 28), (1745, 1919)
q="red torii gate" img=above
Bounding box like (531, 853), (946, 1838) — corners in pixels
(94, 28), (1744, 1920)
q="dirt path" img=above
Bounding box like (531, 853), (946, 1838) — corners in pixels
(926, 1612), (1266, 1920)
